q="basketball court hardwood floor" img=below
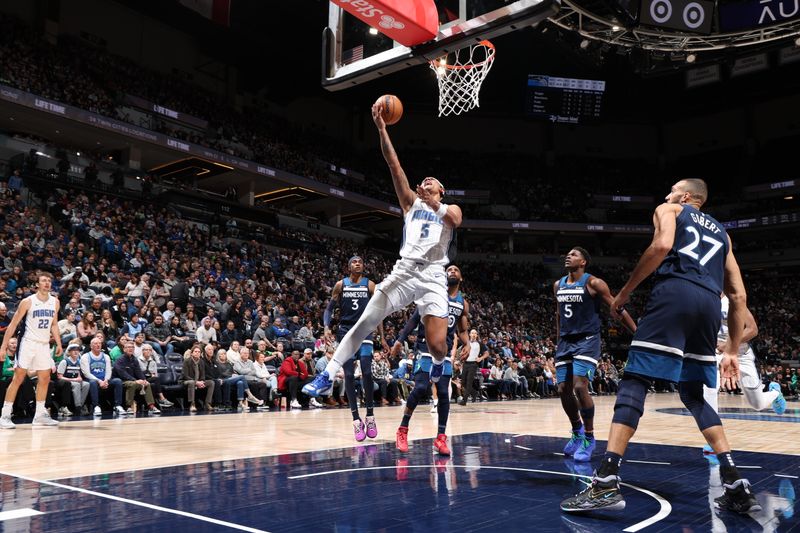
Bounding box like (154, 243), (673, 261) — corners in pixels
(0, 393), (797, 531)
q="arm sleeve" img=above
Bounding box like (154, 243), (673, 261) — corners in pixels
(323, 298), (336, 328)
(397, 310), (421, 344)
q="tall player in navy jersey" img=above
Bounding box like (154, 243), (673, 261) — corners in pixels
(324, 256), (388, 441)
(0, 271), (62, 428)
(562, 179), (760, 515)
(304, 100), (462, 398)
(555, 248), (636, 463)
(391, 265), (469, 455)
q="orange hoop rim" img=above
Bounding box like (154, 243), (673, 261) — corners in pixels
(429, 40), (496, 71)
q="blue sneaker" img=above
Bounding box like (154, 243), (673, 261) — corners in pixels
(779, 478), (795, 519)
(564, 426), (585, 456)
(769, 382), (787, 415)
(574, 435), (595, 463)
(703, 443), (720, 466)
(302, 371), (333, 397)
(430, 362), (444, 383)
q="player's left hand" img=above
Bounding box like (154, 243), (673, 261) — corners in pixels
(719, 353), (740, 390)
(611, 291), (630, 321)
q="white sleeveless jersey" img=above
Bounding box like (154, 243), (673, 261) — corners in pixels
(399, 198), (454, 266)
(22, 293), (57, 344)
(717, 296), (749, 355)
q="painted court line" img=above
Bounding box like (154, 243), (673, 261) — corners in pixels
(737, 466), (762, 469)
(774, 474), (799, 479)
(0, 471), (268, 533)
(626, 460), (671, 466)
(0, 509), (43, 521)
(514, 445), (533, 451)
(287, 464), (671, 532)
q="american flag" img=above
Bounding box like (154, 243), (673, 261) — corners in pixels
(342, 45), (364, 65)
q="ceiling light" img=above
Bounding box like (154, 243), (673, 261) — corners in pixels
(76, 152), (81, 156)
(612, 25), (621, 31)
(785, 196), (794, 200)
(686, 53), (697, 63)
(580, 39), (590, 49)
(796, 36), (800, 47)
(368, 27), (379, 35)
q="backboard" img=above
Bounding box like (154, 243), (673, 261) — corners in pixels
(323, 0), (559, 91)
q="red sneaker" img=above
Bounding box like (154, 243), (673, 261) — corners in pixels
(396, 426), (409, 453)
(433, 433), (451, 456)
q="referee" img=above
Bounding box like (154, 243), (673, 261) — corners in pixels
(459, 329), (488, 405)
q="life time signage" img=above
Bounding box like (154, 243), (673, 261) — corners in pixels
(719, 0), (800, 32)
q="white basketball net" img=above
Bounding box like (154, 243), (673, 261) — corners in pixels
(430, 40), (496, 117)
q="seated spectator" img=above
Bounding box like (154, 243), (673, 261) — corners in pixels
(112, 341), (160, 415)
(195, 316), (217, 345)
(58, 309), (78, 347)
(99, 309), (119, 351)
(201, 343), (223, 407)
(55, 344), (90, 416)
(371, 350), (397, 406)
(144, 314), (173, 357)
(278, 349), (310, 409)
(181, 309), (198, 335)
(137, 344), (173, 408)
(233, 346), (267, 405)
(77, 311), (99, 348)
(182, 345), (215, 412)
(217, 349), (262, 409)
(296, 320), (315, 341)
(124, 313), (145, 338)
(80, 337), (123, 416)
(168, 315), (193, 354)
(251, 349), (278, 403)
(226, 340), (242, 364)
(219, 320), (241, 349)
(270, 318), (291, 342)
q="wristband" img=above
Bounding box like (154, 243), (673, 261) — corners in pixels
(435, 203), (448, 218)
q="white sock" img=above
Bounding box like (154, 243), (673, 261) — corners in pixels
(433, 399), (439, 406)
(1, 401), (12, 418)
(35, 401), (46, 417)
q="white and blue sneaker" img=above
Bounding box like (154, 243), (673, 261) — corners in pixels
(769, 382), (787, 415)
(302, 371), (333, 397)
(430, 362), (444, 383)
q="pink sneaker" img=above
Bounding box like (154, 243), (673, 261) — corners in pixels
(365, 416), (378, 439)
(353, 419), (367, 442)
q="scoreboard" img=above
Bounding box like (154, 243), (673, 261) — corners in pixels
(525, 75), (606, 123)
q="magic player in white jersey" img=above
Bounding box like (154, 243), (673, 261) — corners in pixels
(0, 271), (63, 428)
(703, 294), (785, 417)
(304, 99), (463, 398)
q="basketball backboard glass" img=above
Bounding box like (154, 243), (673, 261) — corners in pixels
(323, 0), (559, 90)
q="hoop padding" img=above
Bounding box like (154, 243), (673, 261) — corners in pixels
(429, 40), (496, 117)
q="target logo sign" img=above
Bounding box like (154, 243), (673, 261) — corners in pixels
(640, 0), (713, 33)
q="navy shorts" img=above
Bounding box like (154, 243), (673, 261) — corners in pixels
(625, 278), (719, 388)
(556, 334), (601, 384)
(337, 327), (374, 359)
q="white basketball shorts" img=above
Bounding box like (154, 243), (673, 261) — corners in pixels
(376, 259), (449, 319)
(17, 338), (54, 372)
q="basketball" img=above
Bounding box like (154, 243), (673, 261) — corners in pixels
(377, 94), (403, 125)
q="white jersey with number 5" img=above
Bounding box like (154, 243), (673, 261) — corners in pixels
(717, 295), (749, 356)
(399, 198), (454, 267)
(22, 294), (57, 344)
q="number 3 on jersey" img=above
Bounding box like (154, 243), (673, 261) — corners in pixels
(678, 227), (723, 266)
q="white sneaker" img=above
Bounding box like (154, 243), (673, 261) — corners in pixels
(32, 413), (59, 427)
(58, 406), (73, 417)
(310, 398), (323, 408)
(430, 402), (438, 413)
(93, 406), (102, 417)
(0, 416), (15, 429)
(290, 399), (302, 409)
(114, 405), (127, 416)
(125, 407), (135, 416)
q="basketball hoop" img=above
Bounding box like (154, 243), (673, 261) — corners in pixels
(429, 40), (496, 117)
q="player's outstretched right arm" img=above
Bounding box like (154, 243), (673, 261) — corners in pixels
(372, 101), (415, 213)
(0, 298), (30, 360)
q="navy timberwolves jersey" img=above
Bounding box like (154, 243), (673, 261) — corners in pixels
(446, 292), (465, 351)
(655, 205), (729, 295)
(340, 276), (370, 326)
(557, 273), (601, 337)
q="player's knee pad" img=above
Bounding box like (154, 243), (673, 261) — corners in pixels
(679, 381), (721, 430)
(612, 374), (649, 430)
